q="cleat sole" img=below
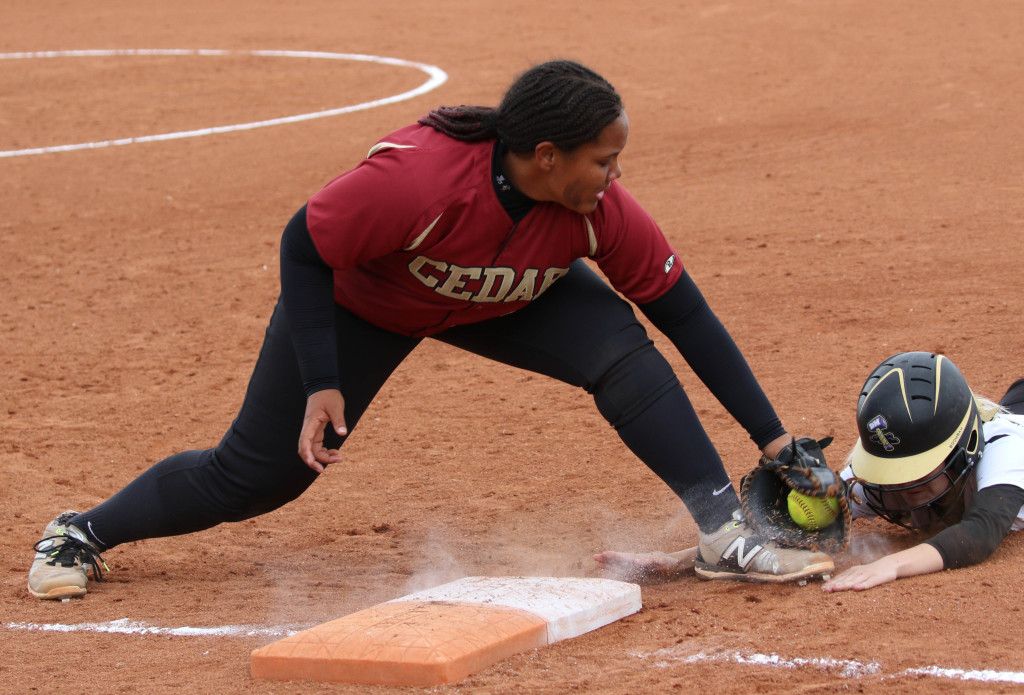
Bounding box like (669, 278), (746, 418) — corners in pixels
(28, 583), (88, 600)
(694, 560), (834, 584)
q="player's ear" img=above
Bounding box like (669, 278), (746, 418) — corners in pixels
(534, 142), (557, 171)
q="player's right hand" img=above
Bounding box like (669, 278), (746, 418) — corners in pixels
(298, 388), (348, 473)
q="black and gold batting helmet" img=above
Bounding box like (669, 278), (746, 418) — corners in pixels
(849, 351), (983, 529)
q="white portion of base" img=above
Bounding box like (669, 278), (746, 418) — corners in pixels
(388, 576), (642, 644)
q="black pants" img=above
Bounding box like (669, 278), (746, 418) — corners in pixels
(73, 261), (737, 550)
(1000, 378), (1024, 415)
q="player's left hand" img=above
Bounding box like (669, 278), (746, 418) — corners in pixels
(593, 547), (697, 583)
(298, 388), (347, 473)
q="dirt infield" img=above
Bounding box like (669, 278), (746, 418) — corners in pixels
(3, 1), (1024, 693)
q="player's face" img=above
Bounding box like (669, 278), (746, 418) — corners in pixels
(549, 111), (628, 214)
(878, 461), (954, 510)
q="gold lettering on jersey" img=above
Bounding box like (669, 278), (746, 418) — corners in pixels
(477, 268), (516, 302)
(505, 269), (539, 302)
(436, 265), (482, 299)
(407, 256), (569, 303)
(408, 256), (448, 288)
(536, 267), (570, 297)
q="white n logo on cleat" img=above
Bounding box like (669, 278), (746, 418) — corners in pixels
(722, 537), (763, 569)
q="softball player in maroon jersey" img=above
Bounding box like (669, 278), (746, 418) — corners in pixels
(29, 60), (832, 600)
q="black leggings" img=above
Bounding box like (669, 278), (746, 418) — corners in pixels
(72, 261), (738, 550)
(1000, 379), (1024, 415)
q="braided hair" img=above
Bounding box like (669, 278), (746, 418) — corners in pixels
(419, 60), (623, 153)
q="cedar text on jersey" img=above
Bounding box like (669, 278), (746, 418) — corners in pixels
(408, 256), (569, 303)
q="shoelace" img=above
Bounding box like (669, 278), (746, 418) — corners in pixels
(34, 535), (108, 583)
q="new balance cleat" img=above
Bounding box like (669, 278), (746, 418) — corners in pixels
(695, 510), (833, 584)
(28, 511), (107, 600)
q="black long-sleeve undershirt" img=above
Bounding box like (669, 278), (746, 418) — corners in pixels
(279, 205), (339, 397)
(925, 484), (1024, 569)
(638, 272), (786, 449)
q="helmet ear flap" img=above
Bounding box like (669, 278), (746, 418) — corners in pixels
(965, 417), (981, 456)
(951, 411), (984, 479)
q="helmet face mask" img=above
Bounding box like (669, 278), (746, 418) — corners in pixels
(850, 352), (984, 531)
(859, 449), (974, 531)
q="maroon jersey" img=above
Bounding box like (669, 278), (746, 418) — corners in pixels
(306, 124), (683, 337)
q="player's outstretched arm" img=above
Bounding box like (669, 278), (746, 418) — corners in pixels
(821, 543), (943, 593)
(298, 388), (348, 473)
(826, 485), (1024, 592)
(593, 547), (698, 584)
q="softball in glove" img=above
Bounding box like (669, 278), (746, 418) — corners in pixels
(739, 436), (852, 554)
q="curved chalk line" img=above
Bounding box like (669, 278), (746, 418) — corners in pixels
(0, 49), (448, 158)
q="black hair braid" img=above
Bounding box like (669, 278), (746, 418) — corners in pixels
(417, 105), (500, 142)
(419, 60), (622, 153)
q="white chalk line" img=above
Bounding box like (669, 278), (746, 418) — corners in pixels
(904, 665), (1024, 684)
(0, 49), (448, 158)
(637, 645), (1024, 685)
(4, 617), (307, 638)
(6, 618), (1024, 685)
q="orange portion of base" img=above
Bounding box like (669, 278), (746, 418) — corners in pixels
(250, 600), (548, 686)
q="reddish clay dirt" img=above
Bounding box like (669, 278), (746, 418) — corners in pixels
(3, 2), (1024, 693)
